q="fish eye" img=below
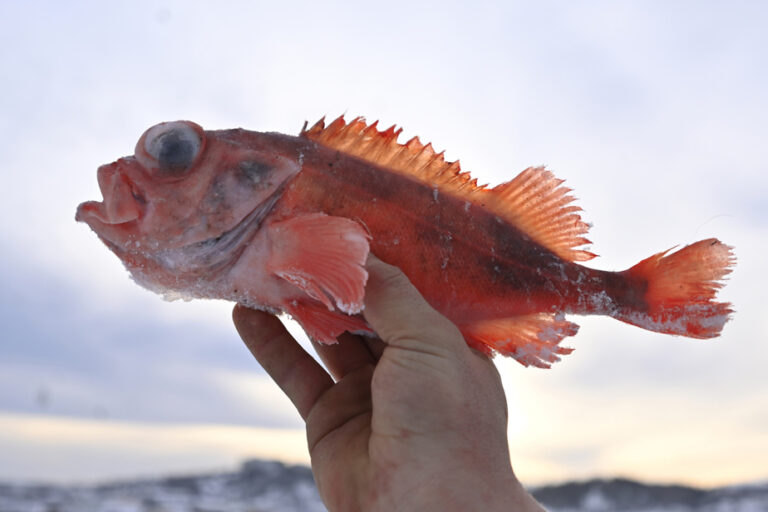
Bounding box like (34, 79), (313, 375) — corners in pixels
(142, 122), (202, 172)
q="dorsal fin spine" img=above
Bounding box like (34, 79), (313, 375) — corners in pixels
(364, 120), (379, 136)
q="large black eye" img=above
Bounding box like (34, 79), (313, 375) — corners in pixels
(143, 122), (201, 171)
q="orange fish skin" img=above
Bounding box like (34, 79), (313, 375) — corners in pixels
(270, 136), (616, 319)
(76, 118), (735, 368)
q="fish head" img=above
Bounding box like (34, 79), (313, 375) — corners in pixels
(76, 121), (302, 292)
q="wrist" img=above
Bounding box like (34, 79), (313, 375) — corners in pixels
(370, 466), (544, 512)
(423, 474), (543, 512)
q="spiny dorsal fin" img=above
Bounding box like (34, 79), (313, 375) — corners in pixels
(301, 116), (595, 262)
(301, 116), (482, 194)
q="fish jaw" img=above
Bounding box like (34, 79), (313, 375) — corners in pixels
(76, 158), (145, 247)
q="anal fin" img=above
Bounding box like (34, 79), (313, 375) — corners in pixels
(462, 313), (578, 368)
(285, 300), (374, 344)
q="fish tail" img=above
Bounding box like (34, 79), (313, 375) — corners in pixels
(614, 238), (735, 338)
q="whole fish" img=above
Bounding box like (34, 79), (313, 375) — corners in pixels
(76, 116), (735, 368)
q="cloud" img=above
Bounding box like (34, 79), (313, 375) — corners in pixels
(0, 247), (302, 427)
(0, 412), (309, 484)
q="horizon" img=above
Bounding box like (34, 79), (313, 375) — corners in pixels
(2, 432), (765, 491)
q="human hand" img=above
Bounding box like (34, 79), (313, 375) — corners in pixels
(233, 256), (544, 512)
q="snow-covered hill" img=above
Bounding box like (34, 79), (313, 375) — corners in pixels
(533, 478), (768, 511)
(0, 460), (324, 512)
(1, 459), (766, 511)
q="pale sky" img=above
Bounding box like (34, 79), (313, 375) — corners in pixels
(0, 0), (766, 487)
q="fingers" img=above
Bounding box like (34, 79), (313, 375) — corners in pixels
(233, 304), (333, 420)
(310, 331), (386, 381)
(311, 332), (379, 381)
(364, 255), (467, 353)
(305, 363), (374, 453)
(362, 335), (387, 360)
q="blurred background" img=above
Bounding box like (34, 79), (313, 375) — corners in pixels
(1, 0), (766, 491)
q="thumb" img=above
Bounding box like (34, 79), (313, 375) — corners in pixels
(363, 255), (467, 355)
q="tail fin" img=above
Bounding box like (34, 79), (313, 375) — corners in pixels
(616, 238), (735, 338)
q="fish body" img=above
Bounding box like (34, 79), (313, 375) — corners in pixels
(76, 117), (734, 367)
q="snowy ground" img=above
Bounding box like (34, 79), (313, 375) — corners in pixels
(0, 460), (325, 512)
(533, 478), (768, 512)
(1, 460), (766, 512)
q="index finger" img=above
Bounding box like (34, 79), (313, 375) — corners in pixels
(233, 305), (334, 420)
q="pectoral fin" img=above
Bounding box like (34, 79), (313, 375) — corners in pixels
(267, 213), (371, 314)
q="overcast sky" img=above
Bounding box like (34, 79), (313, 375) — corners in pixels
(0, 0), (766, 487)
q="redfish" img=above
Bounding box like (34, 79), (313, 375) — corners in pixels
(76, 116), (735, 368)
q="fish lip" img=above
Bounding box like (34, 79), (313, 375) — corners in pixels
(76, 159), (145, 227)
(75, 200), (139, 233)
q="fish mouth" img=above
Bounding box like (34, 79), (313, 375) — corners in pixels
(76, 159), (144, 228)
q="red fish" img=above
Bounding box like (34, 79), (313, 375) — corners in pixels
(76, 116), (735, 368)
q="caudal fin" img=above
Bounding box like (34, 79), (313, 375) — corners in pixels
(616, 238), (735, 338)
